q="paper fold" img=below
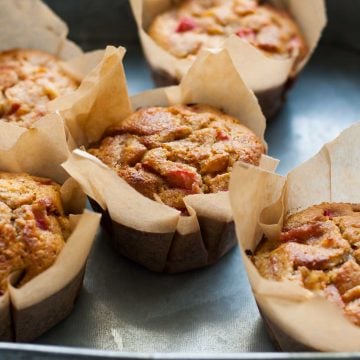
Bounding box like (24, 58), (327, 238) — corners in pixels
(130, 0), (327, 92)
(0, 0), (81, 59)
(0, 0), (107, 146)
(0, 107), (100, 342)
(59, 45), (279, 272)
(229, 123), (360, 351)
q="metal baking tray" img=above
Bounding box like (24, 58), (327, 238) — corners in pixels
(1, 0), (360, 358)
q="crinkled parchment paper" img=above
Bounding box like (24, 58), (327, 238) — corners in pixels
(130, 0), (326, 92)
(0, 0), (105, 144)
(0, 113), (100, 342)
(58, 45), (278, 272)
(229, 123), (360, 351)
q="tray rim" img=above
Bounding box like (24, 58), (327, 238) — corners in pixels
(1, 343), (360, 360)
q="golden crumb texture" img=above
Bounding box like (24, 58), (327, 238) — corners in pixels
(0, 49), (79, 128)
(253, 202), (360, 326)
(89, 104), (265, 212)
(0, 172), (70, 295)
(148, 0), (307, 62)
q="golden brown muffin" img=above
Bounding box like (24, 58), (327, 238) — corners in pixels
(148, 0), (307, 64)
(0, 173), (70, 295)
(253, 203), (360, 326)
(89, 104), (265, 212)
(0, 49), (79, 128)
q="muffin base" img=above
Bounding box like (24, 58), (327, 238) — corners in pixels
(0, 293), (12, 341)
(0, 266), (86, 342)
(90, 199), (236, 273)
(150, 67), (295, 119)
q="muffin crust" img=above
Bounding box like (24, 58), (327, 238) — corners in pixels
(89, 104), (265, 212)
(253, 203), (360, 326)
(0, 173), (70, 295)
(148, 0), (307, 63)
(0, 49), (79, 128)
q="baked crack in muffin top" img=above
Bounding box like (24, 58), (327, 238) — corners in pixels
(148, 0), (307, 63)
(0, 49), (79, 128)
(89, 104), (265, 212)
(253, 203), (360, 326)
(0, 173), (71, 295)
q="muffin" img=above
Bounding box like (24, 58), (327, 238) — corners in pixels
(131, 0), (326, 118)
(253, 202), (360, 327)
(0, 172), (70, 296)
(88, 104), (265, 213)
(0, 111), (100, 342)
(0, 49), (79, 128)
(148, 0), (307, 66)
(229, 123), (360, 351)
(61, 46), (275, 273)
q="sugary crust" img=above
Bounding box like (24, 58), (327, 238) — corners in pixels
(148, 0), (307, 63)
(0, 172), (70, 295)
(253, 202), (360, 327)
(0, 49), (79, 128)
(88, 104), (265, 212)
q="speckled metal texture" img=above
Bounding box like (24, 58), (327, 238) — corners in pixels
(14, 44), (360, 358)
(1, 0), (360, 358)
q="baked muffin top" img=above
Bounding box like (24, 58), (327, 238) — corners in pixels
(89, 104), (265, 212)
(0, 173), (70, 295)
(0, 49), (79, 128)
(253, 203), (360, 326)
(148, 0), (307, 64)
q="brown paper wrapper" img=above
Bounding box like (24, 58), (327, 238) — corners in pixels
(0, 293), (12, 341)
(229, 123), (360, 351)
(0, 113), (101, 342)
(0, 0), (105, 144)
(58, 46), (278, 273)
(130, 0), (327, 118)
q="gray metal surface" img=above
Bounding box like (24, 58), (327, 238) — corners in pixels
(266, 45), (360, 175)
(36, 229), (271, 352)
(1, 1), (360, 358)
(0, 44), (358, 358)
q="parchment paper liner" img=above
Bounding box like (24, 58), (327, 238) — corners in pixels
(0, 0), (105, 142)
(57, 45), (278, 273)
(229, 123), (360, 352)
(130, 0), (326, 118)
(0, 113), (101, 342)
